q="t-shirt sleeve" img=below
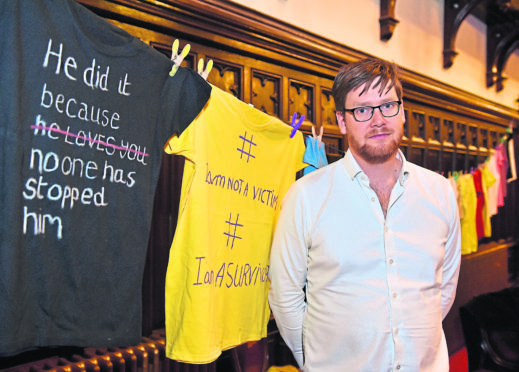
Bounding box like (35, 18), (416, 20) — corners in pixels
(160, 66), (212, 138)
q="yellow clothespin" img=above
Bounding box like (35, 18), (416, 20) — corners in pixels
(169, 39), (191, 77)
(197, 58), (213, 80)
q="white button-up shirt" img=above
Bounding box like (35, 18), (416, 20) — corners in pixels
(268, 150), (461, 372)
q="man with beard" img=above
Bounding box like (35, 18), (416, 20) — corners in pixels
(268, 57), (461, 372)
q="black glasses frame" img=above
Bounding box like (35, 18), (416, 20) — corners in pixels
(343, 100), (402, 122)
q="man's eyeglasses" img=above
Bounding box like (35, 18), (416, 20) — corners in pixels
(343, 100), (402, 122)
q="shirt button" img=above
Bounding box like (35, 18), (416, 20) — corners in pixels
(396, 365), (401, 370)
(392, 293), (397, 299)
(389, 259), (394, 265)
(371, 197), (376, 202)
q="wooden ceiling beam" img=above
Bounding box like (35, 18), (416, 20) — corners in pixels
(443, 0), (484, 69)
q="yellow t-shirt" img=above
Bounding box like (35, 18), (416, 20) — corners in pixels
(457, 173), (478, 255)
(164, 86), (306, 363)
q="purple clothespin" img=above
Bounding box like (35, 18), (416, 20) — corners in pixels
(290, 112), (305, 138)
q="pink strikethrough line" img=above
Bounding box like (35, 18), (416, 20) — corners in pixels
(31, 124), (149, 157)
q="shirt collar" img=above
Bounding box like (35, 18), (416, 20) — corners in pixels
(396, 150), (410, 185)
(342, 149), (410, 185)
(342, 149), (363, 180)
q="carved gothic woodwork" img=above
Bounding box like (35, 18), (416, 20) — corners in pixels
(457, 122), (468, 148)
(425, 115), (441, 170)
(321, 136), (345, 161)
(379, 0), (399, 41)
(320, 89), (336, 127)
(289, 81), (314, 123)
(491, 130), (499, 148)
(486, 2), (519, 91)
(443, 0), (519, 91)
(428, 148), (441, 172)
(399, 103), (505, 173)
(403, 109), (410, 140)
(443, 0), (484, 68)
(208, 58), (242, 98)
(428, 115), (441, 144)
(251, 70), (281, 118)
(443, 119), (455, 145)
(442, 119), (456, 170)
(468, 125), (478, 150)
(480, 128), (489, 150)
(412, 111), (426, 142)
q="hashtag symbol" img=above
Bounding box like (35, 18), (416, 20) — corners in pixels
(237, 131), (256, 162)
(223, 212), (243, 249)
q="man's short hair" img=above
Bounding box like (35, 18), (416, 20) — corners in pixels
(331, 58), (403, 112)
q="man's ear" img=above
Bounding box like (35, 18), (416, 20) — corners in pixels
(336, 111), (347, 135)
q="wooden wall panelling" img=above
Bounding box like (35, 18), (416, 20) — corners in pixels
(399, 99), (511, 175)
(469, 124), (479, 150)
(428, 114), (442, 145)
(320, 87), (336, 128)
(426, 115), (442, 172)
(443, 118), (456, 146)
(408, 108), (427, 167)
(251, 69), (282, 118)
(479, 127), (488, 154)
(442, 118), (456, 173)
(400, 108), (410, 159)
(490, 130), (499, 149)
(289, 79), (315, 125)
(207, 57), (243, 99)
(455, 121), (468, 171)
(466, 125), (478, 170)
(317, 85), (346, 162)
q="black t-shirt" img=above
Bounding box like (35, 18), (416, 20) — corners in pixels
(0, 0), (211, 355)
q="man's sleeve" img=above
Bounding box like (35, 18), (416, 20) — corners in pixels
(441, 185), (462, 319)
(268, 183), (309, 368)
